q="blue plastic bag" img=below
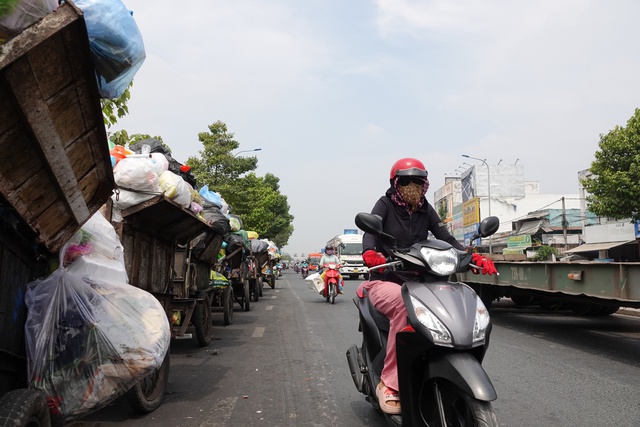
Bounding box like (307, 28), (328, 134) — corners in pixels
(74, 0), (146, 98)
(199, 185), (223, 208)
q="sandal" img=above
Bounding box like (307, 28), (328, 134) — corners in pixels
(376, 381), (401, 415)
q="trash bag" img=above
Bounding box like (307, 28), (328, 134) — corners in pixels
(74, 0), (146, 98)
(24, 262), (170, 422)
(250, 239), (268, 254)
(0, 0), (58, 35)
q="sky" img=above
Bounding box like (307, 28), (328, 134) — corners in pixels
(113, 0), (640, 257)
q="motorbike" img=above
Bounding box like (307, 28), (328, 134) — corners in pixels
(301, 265), (309, 279)
(321, 262), (342, 304)
(346, 213), (500, 427)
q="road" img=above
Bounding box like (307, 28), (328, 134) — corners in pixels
(73, 270), (640, 427)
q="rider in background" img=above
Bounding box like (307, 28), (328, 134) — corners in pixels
(319, 245), (344, 293)
(357, 157), (497, 415)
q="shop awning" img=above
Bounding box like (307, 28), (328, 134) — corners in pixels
(565, 240), (636, 254)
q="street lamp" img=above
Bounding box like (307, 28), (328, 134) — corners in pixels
(462, 154), (492, 253)
(233, 148), (262, 157)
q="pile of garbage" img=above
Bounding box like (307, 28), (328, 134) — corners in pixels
(25, 211), (170, 423)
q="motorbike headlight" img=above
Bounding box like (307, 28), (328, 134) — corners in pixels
(473, 297), (491, 343)
(409, 295), (452, 346)
(419, 247), (459, 276)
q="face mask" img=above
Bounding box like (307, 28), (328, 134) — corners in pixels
(397, 182), (424, 207)
(326, 250), (333, 255)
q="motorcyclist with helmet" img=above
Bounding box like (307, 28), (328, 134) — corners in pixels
(319, 245), (344, 294)
(357, 157), (498, 415)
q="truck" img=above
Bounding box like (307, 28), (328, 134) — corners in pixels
(459, 257), (640, 315)
(326, 234), (368, 279)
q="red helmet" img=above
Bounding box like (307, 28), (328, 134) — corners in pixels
(389, 158), (428, 180)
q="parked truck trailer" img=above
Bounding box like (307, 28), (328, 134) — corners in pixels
(459, 259), (640, 315)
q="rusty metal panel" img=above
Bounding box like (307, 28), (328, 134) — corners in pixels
(460, 261), (640, 303)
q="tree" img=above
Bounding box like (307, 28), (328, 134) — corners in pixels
(186, 121), (257, 188)
(101, 83), (132, 128)
(187, 121), (294, 247)
(221, 173), (294, 247)
(582, 108), (640, 219)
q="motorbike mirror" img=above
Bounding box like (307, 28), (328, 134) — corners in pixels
(472, 216), (500, 240)
(355, 212), (396, 243)
(355, 212), (383, 235)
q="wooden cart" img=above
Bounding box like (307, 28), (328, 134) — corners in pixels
(216, 238), (252, 312)
(107, 195), (223, 346)
(255, 250), (277, 290)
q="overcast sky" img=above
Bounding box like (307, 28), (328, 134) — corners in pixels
(114, 0), (640, 256)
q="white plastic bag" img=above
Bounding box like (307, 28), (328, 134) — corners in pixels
(24, 261), (170, 422)
(65, 211), (128, 284)
(305, 272), (324, 294)
(113, 155), (160, 192)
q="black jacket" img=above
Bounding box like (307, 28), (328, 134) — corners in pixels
(363, 187), (466, 281)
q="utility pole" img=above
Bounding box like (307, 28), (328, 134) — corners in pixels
(562, 197), (568, 251)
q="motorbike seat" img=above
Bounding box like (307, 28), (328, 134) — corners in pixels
(357, 289), (390, 333)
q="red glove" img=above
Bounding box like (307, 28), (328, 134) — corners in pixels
(471, 253), (498, 275)
(363, 250), (386, 267)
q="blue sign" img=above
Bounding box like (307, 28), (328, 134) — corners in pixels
(344, 229), (358, 235)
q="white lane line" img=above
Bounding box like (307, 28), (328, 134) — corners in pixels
(266, 305), (273, 310)
(252, 327), (265, 338)
(271, 296), (277, 299)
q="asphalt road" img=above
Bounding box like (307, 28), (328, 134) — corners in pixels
(72, 270), (640, 427)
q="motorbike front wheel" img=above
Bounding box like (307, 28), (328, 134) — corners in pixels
(330, 283), (336, 304)
(421, 380), (498, 427)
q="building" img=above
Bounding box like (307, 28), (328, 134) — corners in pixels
(434, 162), (585, 254)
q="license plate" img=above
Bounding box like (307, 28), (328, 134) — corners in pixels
(354, 269), (359, 272)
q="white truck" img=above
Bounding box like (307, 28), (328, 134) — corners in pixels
(326, 234), (368, 279)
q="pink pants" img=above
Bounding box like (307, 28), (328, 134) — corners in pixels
(357, 280), (407, 391)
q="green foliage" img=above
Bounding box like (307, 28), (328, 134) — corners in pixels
(437, 201), (447, 220)
(582, 108), (640, 219)
(101, 83), (132, 128)
(188, 121), (294, 248)
(187, 121), (257, 187)
(531, 245), (559, 262)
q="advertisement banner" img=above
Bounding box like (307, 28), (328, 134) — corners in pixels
(463, 198), (480, 227)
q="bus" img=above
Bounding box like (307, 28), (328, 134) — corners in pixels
(307, 252), (323, 271)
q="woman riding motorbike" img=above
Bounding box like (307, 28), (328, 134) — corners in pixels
(357, 157), (498, 415)
(319, 245), (344, 294)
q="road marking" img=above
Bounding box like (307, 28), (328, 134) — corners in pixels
(266, 305), (273, 310)
(271, 296), (277, 299)
(201, 396), (237, 427)
(252, 327), (265, 338)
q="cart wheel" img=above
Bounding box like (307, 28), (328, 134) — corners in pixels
(193, 292), (212, 346)
(0, 388), (51, 427)
(269, 273), (276, 289)
(251, 278), (260, 302)
(243, 278), (251, 311)
(223, 286), (234, 325)
(126, 352), (170, 414)
(258, 279), (264, 297)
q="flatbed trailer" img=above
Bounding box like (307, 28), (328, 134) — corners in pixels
(459, 259), (640, 314)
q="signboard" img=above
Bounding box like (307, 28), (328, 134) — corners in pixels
(584, 222), (635, 243)
(463, 223), (479, 247)
(463, 198), (480, 227)
(343, 229), (358, 235)
(507, 235), (531, 248)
